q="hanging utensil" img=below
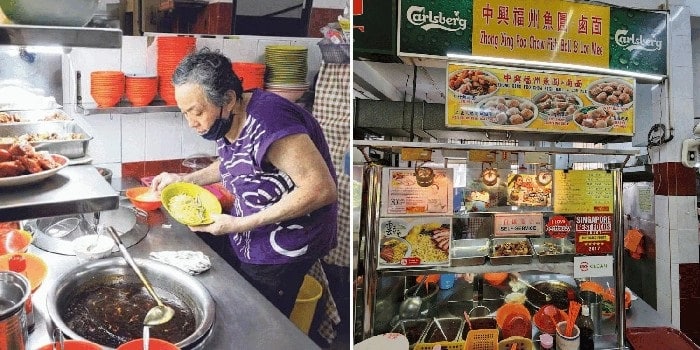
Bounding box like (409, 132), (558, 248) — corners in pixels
(468, 275), (491, 317)
(85, 224), (106, 252)
(106, 226), (175, 326)
(399, 275), (428, 319)
(518, 277), (552, 303)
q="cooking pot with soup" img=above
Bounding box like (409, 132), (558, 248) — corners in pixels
(46, 258), (214, 349)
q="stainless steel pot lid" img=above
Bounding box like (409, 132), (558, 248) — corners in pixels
(25, 203), (148, 255)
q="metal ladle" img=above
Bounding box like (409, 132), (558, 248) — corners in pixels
(399, 275), (428, 319)
(106, 226), (175, 326)
(518, 277), (552, 303)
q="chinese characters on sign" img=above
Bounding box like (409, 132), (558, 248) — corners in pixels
(553, 170), (614, 214)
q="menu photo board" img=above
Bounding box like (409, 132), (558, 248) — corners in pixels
(381, 167), (454, 217)
(377, 216), (452, 268)
(445, 63), (635, 136)
(506, 173), (552, 207)
(553, 170), (614, 214)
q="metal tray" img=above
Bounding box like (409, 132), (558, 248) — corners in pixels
(489, 238), (534, 265)
(530, 237), (575, 263)
(0, 120), (92, 158)
(450, 238), (489, 266)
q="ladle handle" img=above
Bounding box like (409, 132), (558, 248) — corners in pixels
(106, 226), (165, 307)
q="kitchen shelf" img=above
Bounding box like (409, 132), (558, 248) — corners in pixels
(0, 165), (119, 222)
(77, 100), (180, 115)
(354, 139), (639, 156)
(0, 24), (122, 49)
(377, 261), (574, 276)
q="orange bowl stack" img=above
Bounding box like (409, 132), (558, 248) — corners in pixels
(157, 36), (197, 105)
(125, 74), (158, 106)
(232, 62), (266, 92)
(90, 71), (125, 107)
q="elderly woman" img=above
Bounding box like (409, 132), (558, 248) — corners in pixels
(151, 48), (338, 316)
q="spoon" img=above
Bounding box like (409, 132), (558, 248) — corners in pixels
(398, 275), (428, 319)
(52, 328), (65, 350)
(106, 226), (175, 326)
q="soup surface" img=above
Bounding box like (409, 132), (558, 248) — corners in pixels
(63, 281), (196, 348)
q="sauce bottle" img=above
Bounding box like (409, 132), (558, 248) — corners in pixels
(577, 304), (595, 350)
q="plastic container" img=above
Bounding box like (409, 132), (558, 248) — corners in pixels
(289, 274), (323, 334)
(464, 328), (499, 350)
(318, 43), (350, 64)
(126, 186), (162, 211)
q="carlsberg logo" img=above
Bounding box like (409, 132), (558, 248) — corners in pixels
(614, 29), (662, 52)
(407, 6), (468, 32)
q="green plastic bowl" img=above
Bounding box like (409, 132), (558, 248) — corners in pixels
(161, 182), (222, 226)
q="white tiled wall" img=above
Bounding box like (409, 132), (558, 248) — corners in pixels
(67, 34), (323, 174)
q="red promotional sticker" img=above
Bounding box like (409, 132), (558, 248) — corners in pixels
(546, 215), (571, 239)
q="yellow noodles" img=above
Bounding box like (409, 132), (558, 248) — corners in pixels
(168, 193), (207, 225)
(406, 230), (448, 262)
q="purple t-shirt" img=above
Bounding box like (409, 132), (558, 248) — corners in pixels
(216, 89), (337, 264)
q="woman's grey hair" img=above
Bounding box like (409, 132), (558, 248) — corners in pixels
(171, 48), (243, 107)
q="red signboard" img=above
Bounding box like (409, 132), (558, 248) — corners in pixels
(574, 214), (613, 255)
(546, 215), (571, 238)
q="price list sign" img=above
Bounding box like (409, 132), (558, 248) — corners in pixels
(553, 170), (613, 214)
(575, 214), (613, 255)
(381, 168), (454, 216)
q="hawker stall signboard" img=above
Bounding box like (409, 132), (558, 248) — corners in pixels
(553, 170), (614, 214)
(494, 213), (543, 236)
(378, 217), (452, 268)
(574, 214), (613, 255)
(445, 63), (635, 136)
(381, 167), (454, 216)
(399, 0), (667, 76)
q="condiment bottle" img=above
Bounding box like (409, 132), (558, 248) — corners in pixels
(577, 304), (595, 350)
(8, 254), (34, 333)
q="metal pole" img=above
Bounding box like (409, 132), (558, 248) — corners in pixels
(361, 163), (382, 340)
(613, 167), (627, 347)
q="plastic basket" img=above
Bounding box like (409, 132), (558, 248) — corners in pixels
(414, 341), (465, 350)
(289, 275), (322, 334)
(497, 336), (534, 350)
(464, 329), (499, 350)
(318, 43), (350, 64)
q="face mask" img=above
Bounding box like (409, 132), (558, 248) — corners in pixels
(199, 106), (232, 141)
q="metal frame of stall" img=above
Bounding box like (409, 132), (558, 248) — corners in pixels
(354, 140), (636, 349)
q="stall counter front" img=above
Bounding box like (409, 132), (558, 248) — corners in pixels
(25, 199), (320, 350)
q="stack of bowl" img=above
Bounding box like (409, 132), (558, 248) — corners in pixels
(264, 45), (309, 102)
(157, 36), (197, 105)
(232, 62), (266, 92)
(90, 71), (125, 107)
(125, 74), (158, 107)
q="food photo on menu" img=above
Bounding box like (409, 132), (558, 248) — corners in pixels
(506, 173), (552, 207)
(377, 217), (452, 268)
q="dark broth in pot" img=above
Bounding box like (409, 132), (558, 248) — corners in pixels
(63, 281), (196, 348)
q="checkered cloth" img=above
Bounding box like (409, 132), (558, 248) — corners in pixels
(310, 62), (350, 345)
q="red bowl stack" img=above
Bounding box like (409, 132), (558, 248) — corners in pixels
(90, 71), (125, 107)
(157, 36), (197, 105)
(125, 74), (158, 107)
(232, 62), (266, 92)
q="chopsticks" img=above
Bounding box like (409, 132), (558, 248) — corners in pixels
(565, 300), (582, 337)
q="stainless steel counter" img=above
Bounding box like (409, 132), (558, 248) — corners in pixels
(0, 165), (119, 222)
(25, 200), (320, 349)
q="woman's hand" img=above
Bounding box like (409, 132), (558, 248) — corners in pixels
(188, 213), (252, 235)
(150, 172), (184, 191)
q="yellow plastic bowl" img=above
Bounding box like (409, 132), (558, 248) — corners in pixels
(161, 182), (222, 226)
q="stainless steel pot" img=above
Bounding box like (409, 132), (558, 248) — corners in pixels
(45, 258), (215, 349)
